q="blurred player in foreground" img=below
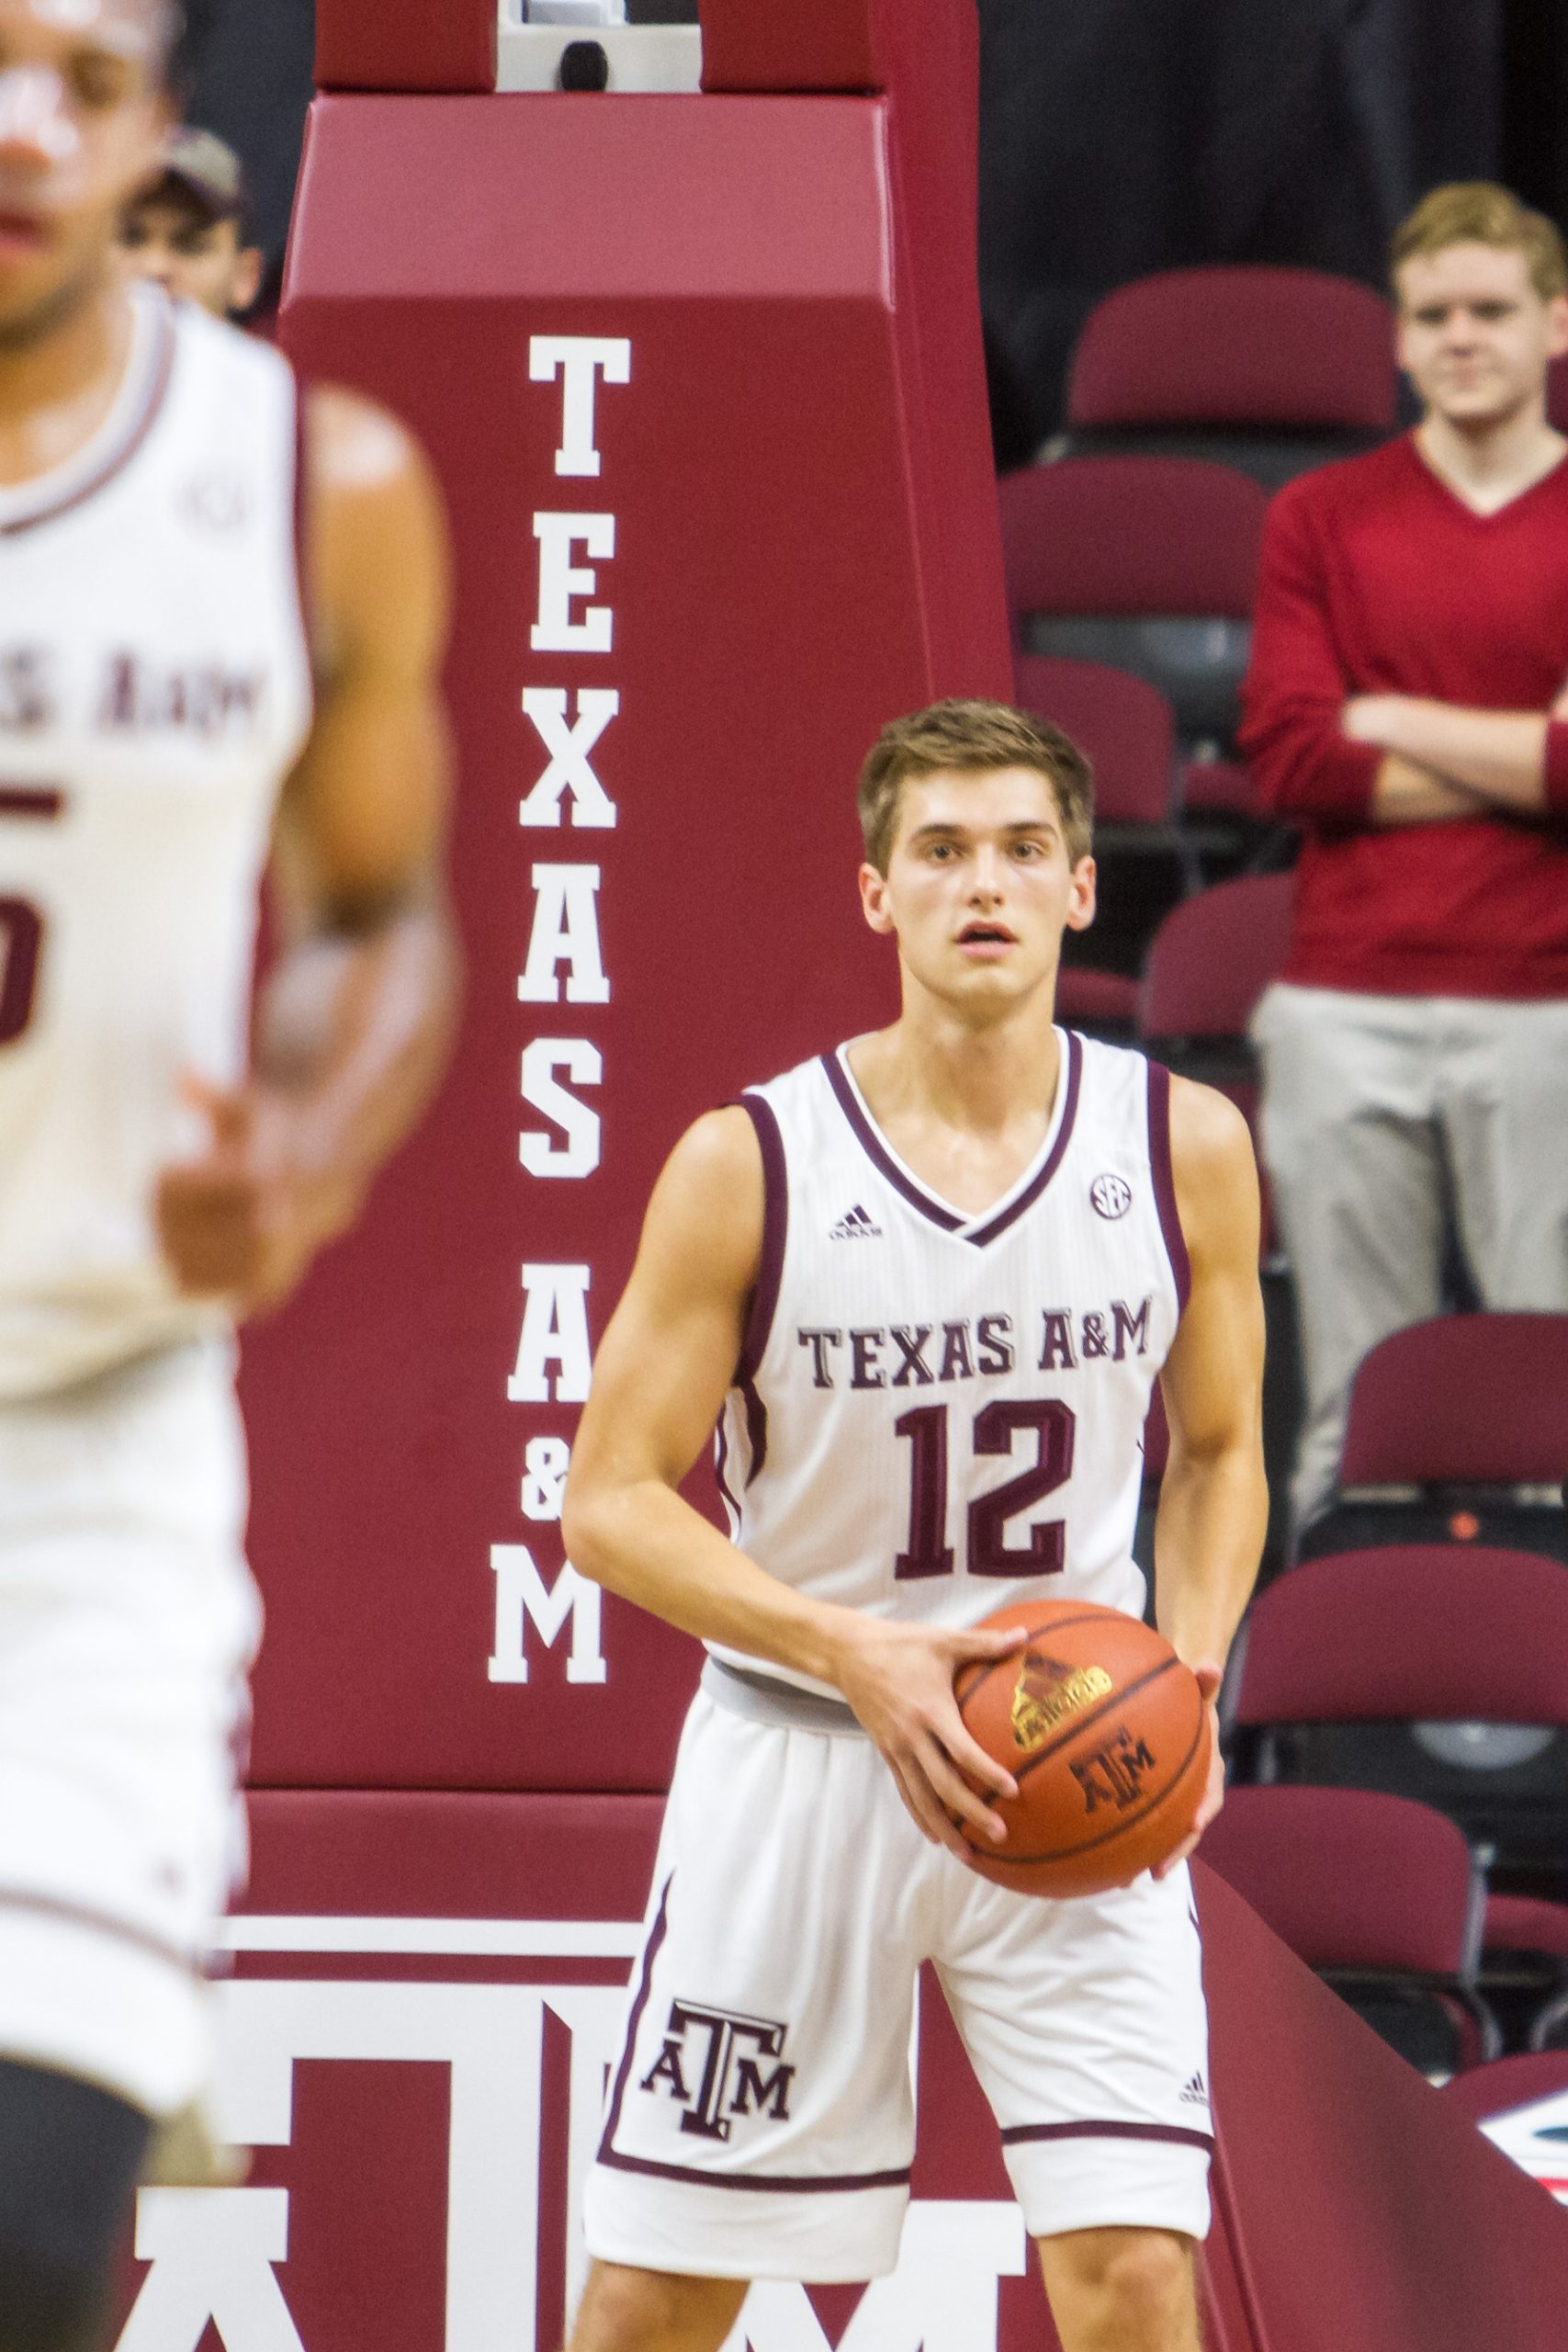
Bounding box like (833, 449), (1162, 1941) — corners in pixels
(117, 124), (263, 320)
(563, 702), (1267, 2352)
(0, 0), (457, 2342)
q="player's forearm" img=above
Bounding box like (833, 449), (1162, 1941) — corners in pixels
(1150, 1442), (1267, 1672)
(1347, 697), (1550, 812)
(562, 1475), (851, 1686)
(254, 896), (460, 1217)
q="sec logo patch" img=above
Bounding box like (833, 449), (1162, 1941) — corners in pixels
(1090, 1173), (1133, 1219)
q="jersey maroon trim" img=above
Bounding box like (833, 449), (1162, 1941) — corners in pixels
(822, 1033), (1082, 1249)
(965, 1028), (1084, 1246)
(0, 1885), (200, 1978)
(1146, 1058), (1191, 1312)
(733, 1091), (788, 1390)
(0, 299), (176, 539)
(290, 361), (318, 675)
(597, 1872), (674, 2165)
(0, 786), (64, 819)
(596, 2147), (914, 2195)
(820, 1051), (965, 1235)
(1000, 2120), (1214, 2154)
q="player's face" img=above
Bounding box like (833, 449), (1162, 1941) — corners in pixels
(1396, 243), (1568, 431)
(117, 195), (262, 318)
(860, 765), (1096, 1018)
(0, 0), (168, 343)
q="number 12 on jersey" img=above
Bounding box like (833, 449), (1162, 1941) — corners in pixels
(894, 1399), (1076, 1579)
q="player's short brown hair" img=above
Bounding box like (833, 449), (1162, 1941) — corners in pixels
(1391, 182), (1568, 305)
(857, 699), (1094, 875)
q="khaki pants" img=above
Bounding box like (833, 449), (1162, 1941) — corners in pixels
(1251, 984), (1568, 1530)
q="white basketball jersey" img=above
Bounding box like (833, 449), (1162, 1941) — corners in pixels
(0, 289), (312, 1397)
(712, 1032), (1188, 1692)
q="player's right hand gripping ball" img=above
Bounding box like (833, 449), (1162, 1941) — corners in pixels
(953, 1599), (1211, 1896)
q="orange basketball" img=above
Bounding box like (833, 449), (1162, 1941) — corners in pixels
(953, 1599), (1211, 1898)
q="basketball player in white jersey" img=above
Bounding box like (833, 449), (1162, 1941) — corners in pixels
(0, 2), (456, 2341)
(562, 701), (1267, 2352)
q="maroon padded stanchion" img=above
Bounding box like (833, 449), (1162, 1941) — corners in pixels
(249, 0), (1010, 1793)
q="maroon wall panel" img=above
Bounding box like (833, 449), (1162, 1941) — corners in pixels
(252, 78), (1010, 1790)
(314, 0), (493, 94)
(111, 1805), (1568, 2352)
(1199, 1866), (1568, 2351)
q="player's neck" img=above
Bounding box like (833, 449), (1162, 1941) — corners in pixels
(859, 987), (1062, 1143)
(1416, 399), (1565, 510)
(0, 272), (137, 490)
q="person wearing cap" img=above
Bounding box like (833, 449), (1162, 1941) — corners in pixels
(118, 125), (265, 319)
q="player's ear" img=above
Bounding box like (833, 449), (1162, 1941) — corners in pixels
(858, 861), (897, 936)
(1065, 855), (1097, 933)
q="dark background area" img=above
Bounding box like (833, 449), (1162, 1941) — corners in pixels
(180, 0), (1565, 451)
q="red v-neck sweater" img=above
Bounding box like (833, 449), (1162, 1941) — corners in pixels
(1237, 433), (1568, 997)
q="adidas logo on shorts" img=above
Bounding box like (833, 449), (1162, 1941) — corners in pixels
(1179, 2071), (1209, 2108)
(829, 1204), (883, 1239)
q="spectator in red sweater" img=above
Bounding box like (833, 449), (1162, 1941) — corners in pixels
(1238, 181), (1568, 1531)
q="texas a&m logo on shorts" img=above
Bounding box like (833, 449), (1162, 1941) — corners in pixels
(640, 2001), (796, 2138)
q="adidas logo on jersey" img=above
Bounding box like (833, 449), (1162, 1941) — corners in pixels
(829, 1204), (883, 1239)
(1179, 2071), (1209, 2108)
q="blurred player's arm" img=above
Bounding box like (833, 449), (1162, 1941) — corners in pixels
(562, 1108), (1024, 1857)
(1148, 1077), (1269, 1875)
(156, 386), (460, 1310)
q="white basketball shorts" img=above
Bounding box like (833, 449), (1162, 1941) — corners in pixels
(0, 1339), (259, 2117)
(583, 1665), (1213, 2282)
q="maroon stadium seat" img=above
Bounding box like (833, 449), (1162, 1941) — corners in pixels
(999, 454), (1266, 620)
(1230, 1544), (1568, 2031)
(997, 456), (1269, 749)
(1012, 652), (1175, 826)
(1232, 1545), (1568, 1730)
(1055, 967), (1139, 1029)
(1138, 871), (1294, 1042)
(1056, 266), (1397, 491)
(1338, 1314), (1568, 1488)
(1200, 1783), (1496, 2064)
(1066, 266), (1397, 434)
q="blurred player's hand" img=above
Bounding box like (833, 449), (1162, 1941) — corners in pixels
(829, 1616), (1026, 1859)
(154, 1074), (364, 1313)
(1151, 1662), (1225, 1881)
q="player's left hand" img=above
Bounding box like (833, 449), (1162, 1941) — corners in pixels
(154, 1074), (364, 1313)
(1150, 1661), (1224, 1881)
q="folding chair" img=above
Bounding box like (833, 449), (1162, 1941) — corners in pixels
(1229, 1544), (1568, 2030)
(998, 456), (1268, 750)
(1014, 651), (1195, 998)
(1136, 871), (1293, 1258)
(1055, 265), (1397, 491)
(1303, 1313), (1568, 1566)
(1200, 1782), (1497, 2068)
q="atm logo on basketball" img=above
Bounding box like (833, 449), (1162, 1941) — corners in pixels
(1071, 1726), (1158, 1813)
(640, 2000), (796, 2136)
